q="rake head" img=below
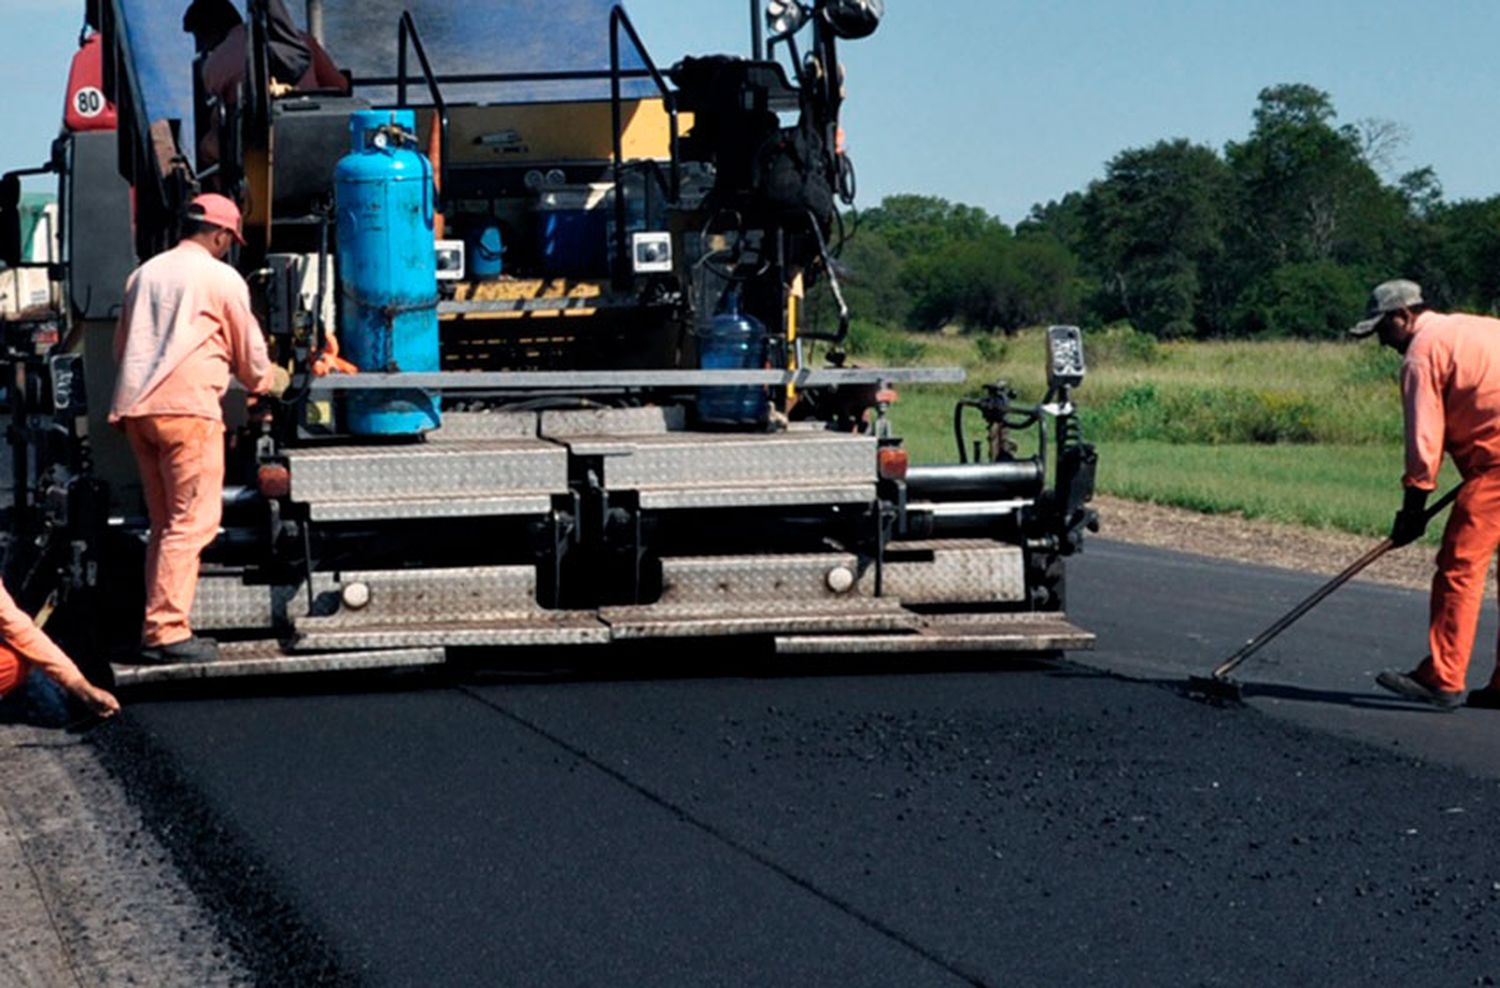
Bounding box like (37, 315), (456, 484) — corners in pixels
(1185, 673), (1245, 705)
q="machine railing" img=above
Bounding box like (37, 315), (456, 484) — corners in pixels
(385, 7), (678, 278)
(609, 4), (680, 277)
(395, 11), (450, 210)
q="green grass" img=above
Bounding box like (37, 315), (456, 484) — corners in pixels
(861, 323), (1432, 539)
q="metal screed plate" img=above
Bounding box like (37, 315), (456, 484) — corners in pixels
(117, 612), (1092, 682)
(773, 613), (1096, 655)
(601, 599), (917, 640)
(291, 616), (609, 651)
(112, 644), (445, 686)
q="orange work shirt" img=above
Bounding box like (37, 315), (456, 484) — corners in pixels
(110, 239), (274, 424)
(0, 582), (86, 697)
(1401, 310), (1500, 490)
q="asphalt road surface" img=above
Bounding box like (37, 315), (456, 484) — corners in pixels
(96, 541), (1500, 986)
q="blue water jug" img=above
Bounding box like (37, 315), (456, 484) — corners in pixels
(695, 289), (770, 427)
(472, 225), (504, 278)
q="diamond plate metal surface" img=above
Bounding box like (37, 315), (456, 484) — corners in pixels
(427, 411), (537, 442)
(593, 431), (877, 489)
(878, 540), (1026, 604)
(658, 554), (862, 605)
(539, 406), (684, 437)
(293, 616), (609, 650)
(190, 576), (297, 631)
(293, 566), (542, 629)
(306, 493), (555, 521)
(601, 599), (915, 640)
(773, 612), (1095, 655)
(287, 439), (568, 507)
(638, 484), (875, 510)
(112, 646), (445, 686)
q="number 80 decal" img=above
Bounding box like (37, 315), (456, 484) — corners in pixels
(73, 86), (106, 118)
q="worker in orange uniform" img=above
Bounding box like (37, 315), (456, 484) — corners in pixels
(0, 581), (119, 724)
(1352, 279), (1500, 710)
(111, 193), (286, 665)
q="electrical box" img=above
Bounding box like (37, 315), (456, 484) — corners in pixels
(631, 231), (672, 274)
(435, 239), (465, 281)
(264, 253), (334, 337)
(1046, 324), (1086, 389)
(0, 267), (53, 319)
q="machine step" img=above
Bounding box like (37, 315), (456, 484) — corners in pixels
(286, 432), (567, 521)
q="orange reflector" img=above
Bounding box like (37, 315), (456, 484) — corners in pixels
(876, 388), (899, 404)
(257, 464), (291, 499)
(877, 446), (909, 480)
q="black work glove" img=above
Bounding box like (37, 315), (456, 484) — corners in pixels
(1390, 487), (1431, 547)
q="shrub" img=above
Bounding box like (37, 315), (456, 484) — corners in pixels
(974, 333), (1009, 364)
(1086, 323), (1163, 366)
(846, 319), (928, 364)
(1231, 261), (1368, 339)
(1344, 342), (1402, 385)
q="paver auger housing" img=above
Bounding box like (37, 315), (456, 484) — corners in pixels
(0, 0), (1097, 685)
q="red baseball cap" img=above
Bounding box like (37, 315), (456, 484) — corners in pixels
(188, 192), (245, 245)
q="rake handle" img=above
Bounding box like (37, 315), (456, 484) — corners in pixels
(1211, 483), (1461, 681)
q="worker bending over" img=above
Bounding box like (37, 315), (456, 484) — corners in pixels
(1352, 279), (1500, 710)
(0, 580), (118, 724)
(111, 194), (285, 665)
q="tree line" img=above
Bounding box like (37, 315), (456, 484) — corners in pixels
(827, 84), (1500, 340)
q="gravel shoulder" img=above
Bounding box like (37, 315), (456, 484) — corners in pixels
(1093, 493), (1453, 593)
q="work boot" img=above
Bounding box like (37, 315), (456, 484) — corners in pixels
(136, 635), (221, 666)
(1375, 669), (1462, 711)
(1466, 685), (1500, 710)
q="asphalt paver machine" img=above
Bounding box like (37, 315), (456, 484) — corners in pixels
(0, 0), (1098, 686)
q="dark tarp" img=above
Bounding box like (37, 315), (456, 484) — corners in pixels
(114, 0), (655, 131)
(323, 0), (651, 103)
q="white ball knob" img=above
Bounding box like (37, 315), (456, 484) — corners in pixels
(341, 581), (371, 610)
(826, 565), (856, 594)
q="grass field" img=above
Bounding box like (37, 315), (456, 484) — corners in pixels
(843, 322), (1448, 541)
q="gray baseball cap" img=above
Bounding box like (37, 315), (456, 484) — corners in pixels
(1350, 279), (1424, 336)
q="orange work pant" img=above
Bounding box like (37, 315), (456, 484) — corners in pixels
(123, 415), (224, 647)
(1418, 470), (1500, 692)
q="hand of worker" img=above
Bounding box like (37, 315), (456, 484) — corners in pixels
(1390, 488), (1431, 547)
(71, 680), (120, 719)
(267, 366), (292, 398)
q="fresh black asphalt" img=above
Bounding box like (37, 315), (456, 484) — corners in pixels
(92, 542), (1500, 986)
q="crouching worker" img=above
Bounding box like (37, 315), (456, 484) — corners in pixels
(111, 193), (285, 665)
(0, 581), (119, 725)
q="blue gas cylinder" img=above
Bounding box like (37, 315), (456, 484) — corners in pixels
(695, 289), (770, 427)
(335, 108), (441, 435)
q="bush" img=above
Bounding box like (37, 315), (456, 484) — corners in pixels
(974, 333), (1009, 364)
(1231, 261), (1369, 339)
(1085, 323), (1163, 365)
(1344, 341), (1402, 385)
(846, 319), (928, 364)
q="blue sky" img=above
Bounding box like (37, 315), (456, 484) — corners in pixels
(5, 1), (1499, 225)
